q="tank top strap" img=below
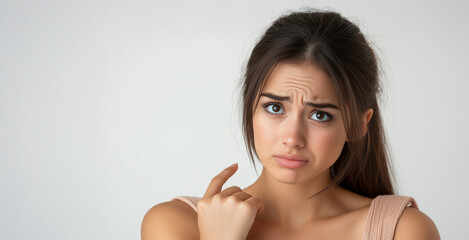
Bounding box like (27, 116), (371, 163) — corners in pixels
(172, 196), (202, 212)
(362, 195), (419, 240)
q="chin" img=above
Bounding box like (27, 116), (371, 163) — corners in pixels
(270, 167), (305, 184)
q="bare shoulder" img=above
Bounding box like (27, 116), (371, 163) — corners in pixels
(141, 200), (199, 240)
(394, 207), (440, 240)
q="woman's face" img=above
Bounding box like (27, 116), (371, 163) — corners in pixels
(252, 61), (347, 184)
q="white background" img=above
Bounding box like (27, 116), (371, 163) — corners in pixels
(1, 0), (468, 239)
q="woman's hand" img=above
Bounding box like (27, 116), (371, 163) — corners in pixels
(197, 163), (264, 240)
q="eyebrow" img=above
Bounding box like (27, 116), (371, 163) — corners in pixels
(260, 93), (339, 109)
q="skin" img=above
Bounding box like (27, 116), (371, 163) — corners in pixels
(140, 61), (440, 240)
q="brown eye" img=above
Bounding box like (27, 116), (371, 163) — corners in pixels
(272, 104), (281, 113)
(311, 111), (331, 122)
(262, 102), (284, 114)
(316, 112), (324, 120)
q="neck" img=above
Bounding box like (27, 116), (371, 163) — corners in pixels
(243, 166), (339, 230)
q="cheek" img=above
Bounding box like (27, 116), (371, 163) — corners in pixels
(253, 115), (275, 157)
(311, 126), (347, 161)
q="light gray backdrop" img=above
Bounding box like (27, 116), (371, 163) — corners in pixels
(1, 0), (468, 239)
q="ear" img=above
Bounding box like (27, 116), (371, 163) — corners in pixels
(361, 108), (374, 138)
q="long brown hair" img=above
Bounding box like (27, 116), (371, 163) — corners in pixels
(236, 9), (395, 198)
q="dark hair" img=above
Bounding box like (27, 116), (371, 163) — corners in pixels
(237, 9), (395, 198)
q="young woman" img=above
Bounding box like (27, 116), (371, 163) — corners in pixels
(141, 10), (440, 240)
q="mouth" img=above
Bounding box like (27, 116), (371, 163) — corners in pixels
(274, 154), (308, 168)
(273, 154), (308, 161)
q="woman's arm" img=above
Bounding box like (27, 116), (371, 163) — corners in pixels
(394, 207), (440, 240)
(141, 200), (199, 240)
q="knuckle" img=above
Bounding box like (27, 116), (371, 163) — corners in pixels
(212, 194), (223, 202)
(226, 195), (239, 204)
(238, 202), (252, 211)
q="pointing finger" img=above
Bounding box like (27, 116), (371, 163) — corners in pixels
(203, 163), (238, 198)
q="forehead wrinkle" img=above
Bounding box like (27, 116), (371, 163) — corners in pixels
(264, 62), (336, 104)
(282, 80), (317, 102)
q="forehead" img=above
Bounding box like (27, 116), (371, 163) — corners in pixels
(262, 61), (337, 102)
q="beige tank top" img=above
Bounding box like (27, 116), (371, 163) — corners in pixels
(172, 194), (418, 240)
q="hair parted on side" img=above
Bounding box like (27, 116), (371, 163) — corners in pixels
(236, 9), (396, 198)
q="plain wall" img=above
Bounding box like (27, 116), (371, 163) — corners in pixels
(1, 0), (468, 239)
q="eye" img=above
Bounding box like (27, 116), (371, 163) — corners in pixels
(262, 102), (284, 114)
(262, 102), (333, 123)
(311, 110), (332, 122)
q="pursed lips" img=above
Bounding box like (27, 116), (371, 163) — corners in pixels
(274, 154), (308, 162)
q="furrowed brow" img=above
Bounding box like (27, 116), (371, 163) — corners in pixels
(260, 93), (339, 109)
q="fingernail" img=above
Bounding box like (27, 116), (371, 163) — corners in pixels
(230, 163), (238, 168)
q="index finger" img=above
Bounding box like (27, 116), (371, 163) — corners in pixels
(202, 163), (238, 198)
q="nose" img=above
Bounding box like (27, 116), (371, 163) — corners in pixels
(281, 115), (306, 149)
